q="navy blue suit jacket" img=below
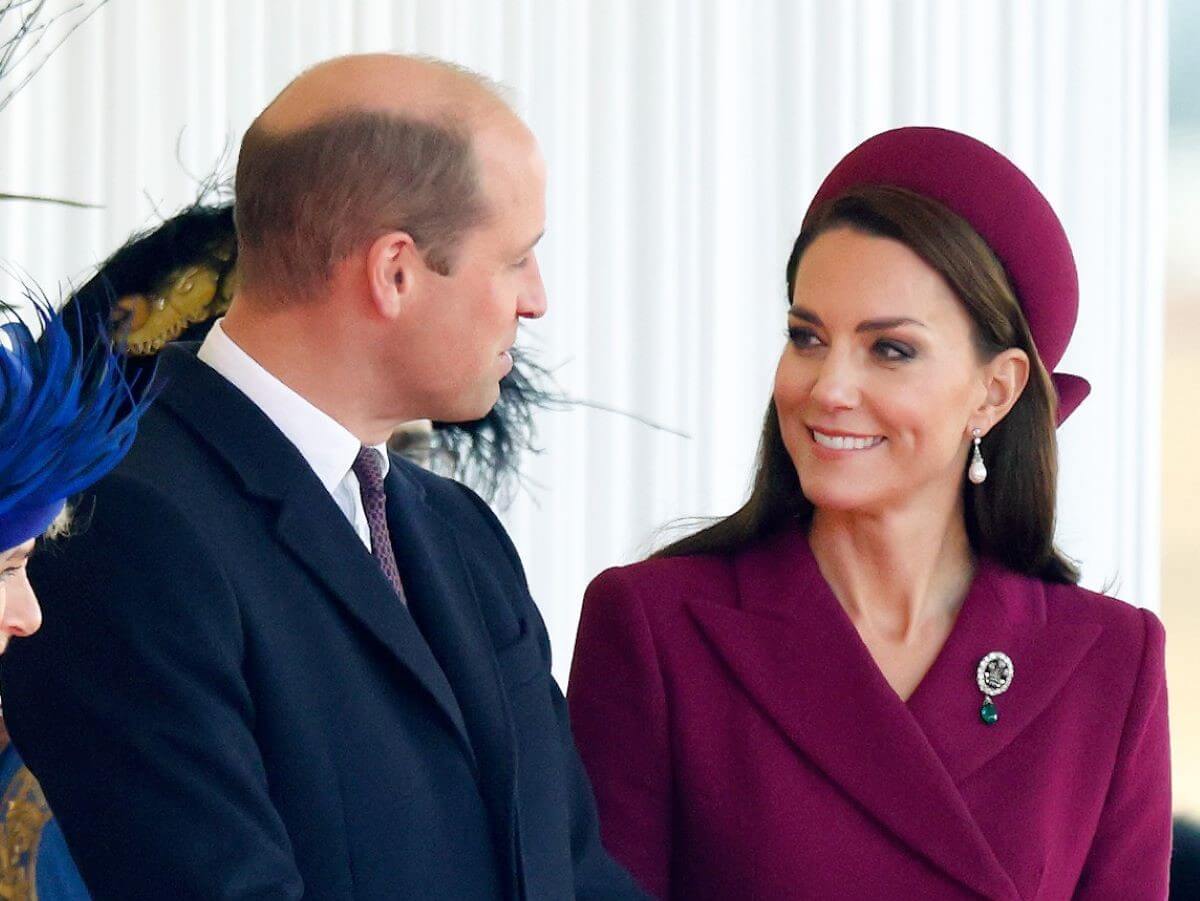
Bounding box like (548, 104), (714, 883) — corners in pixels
(1, 346), (643, 900)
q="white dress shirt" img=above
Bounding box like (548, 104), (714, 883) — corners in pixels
(197, 319), (388, 550)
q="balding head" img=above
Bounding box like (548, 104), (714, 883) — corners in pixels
(234, 53), (521, 301)
(257, 54), (509, 135)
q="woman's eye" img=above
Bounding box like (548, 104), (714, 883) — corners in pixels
(786, 326), (821, 348)
(874, 339), (915, 361)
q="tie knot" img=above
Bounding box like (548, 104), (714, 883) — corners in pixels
(352, 446), (385, 497)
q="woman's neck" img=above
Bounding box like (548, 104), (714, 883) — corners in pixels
(808, 502), (975, 643)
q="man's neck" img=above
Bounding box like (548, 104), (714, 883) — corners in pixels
(220, 302), (397, 446)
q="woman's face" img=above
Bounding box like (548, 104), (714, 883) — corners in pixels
(0, 539), (41, 654)
(774, 226), (995, 517)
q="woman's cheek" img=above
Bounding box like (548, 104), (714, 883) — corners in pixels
(773, 357), (811, 413)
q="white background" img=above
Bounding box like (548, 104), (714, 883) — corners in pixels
(0, 0), (1166, 683)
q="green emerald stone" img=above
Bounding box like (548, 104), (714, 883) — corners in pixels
(980, 700), (998, 725)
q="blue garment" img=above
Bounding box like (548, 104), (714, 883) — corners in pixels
(0, 743), (89, 899)
(0, 294), (150, 552)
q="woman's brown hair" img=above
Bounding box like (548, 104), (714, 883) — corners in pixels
(656, 185), (1079, 585)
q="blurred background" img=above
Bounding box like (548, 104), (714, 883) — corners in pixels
(1166, 0), (1199, 824)
(0, 0), (1192, 815)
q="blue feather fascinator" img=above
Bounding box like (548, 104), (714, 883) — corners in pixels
(0, 290), (150, 550)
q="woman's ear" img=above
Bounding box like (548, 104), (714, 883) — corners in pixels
(365, 231), (420, 319)
(974, 348), (1031, 433)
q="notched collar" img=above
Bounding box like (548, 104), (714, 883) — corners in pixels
(687, 529), (1096, 901)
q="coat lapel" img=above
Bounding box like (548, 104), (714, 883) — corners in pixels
(270, 491), (475, 767)
(385, 466), (522, 898)
(152, 347), (474, 764)
(687, 529), (1021, 901)
(905, 561), (1101, 784)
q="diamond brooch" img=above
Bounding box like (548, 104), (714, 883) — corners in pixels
(976, 651), (1014, 725)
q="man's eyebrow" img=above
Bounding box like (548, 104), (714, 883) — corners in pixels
(787, 307), (926, 331)
(517, 231), (545, 255)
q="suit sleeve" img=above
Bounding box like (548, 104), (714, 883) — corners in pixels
(453, 484), (649, 900)
(546, 635), (651, 901)
(568, 567), (672, 900)
(1074, 607), (1172, 899)
(0, 476), (304, 900)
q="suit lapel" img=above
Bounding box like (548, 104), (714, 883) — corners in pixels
(687, 529), (1021, 901)
(905, 561), (1101, 783)
(270, 492), (475, 766)
(385, 466), (521, 896)
(152, 347), (474, 764)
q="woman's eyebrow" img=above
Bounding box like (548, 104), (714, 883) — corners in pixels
(855, 317), (927, 332)
(787, 307), (927, 332)
(787, 305), (823, 324)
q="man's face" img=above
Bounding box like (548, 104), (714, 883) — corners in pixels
(402, 121), (547, 423)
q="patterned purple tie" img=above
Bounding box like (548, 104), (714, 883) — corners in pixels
(352, 446), (406, 603)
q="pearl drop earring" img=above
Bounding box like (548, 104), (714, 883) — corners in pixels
(968, 428), (987, 485)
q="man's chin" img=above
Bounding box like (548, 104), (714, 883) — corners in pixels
(432, 389), (500, 425)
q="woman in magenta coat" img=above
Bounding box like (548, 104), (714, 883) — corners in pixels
(567, 127), (1171, 900)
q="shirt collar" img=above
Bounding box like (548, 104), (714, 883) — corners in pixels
(197, 319), (389, 493)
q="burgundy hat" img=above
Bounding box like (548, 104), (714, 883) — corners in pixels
(805, 126), (1090, 424)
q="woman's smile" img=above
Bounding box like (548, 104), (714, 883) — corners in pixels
(808, 428), (887, 452)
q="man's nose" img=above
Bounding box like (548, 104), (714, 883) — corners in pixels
(518, 256), (547, 320)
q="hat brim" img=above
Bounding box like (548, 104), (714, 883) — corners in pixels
(1052, 373), (1090, 425)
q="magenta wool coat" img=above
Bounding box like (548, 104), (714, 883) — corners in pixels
(567, 529), (1171, 900)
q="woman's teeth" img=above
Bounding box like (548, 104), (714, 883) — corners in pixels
(812, 430), (884, 451)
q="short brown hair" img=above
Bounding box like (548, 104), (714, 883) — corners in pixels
(234, 109), (488, 298)
(658, 185), (1078, 585)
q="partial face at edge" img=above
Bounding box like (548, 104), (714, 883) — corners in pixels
(0, 538), (41, 655)
(773, 227), (995, 517)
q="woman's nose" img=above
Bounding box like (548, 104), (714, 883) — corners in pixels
(809, 352), (861, 411)
(0, 575), (42, 640)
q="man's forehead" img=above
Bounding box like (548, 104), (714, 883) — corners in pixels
(475, 122), (545, 194)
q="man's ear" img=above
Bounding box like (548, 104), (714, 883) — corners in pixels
(973, 347), (1031, 433)
(365, 231), (422, 319)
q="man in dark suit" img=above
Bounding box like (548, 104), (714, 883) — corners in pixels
(1, 53), (645, 900)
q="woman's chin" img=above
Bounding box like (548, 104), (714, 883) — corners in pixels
(800, 481), (889, 517)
